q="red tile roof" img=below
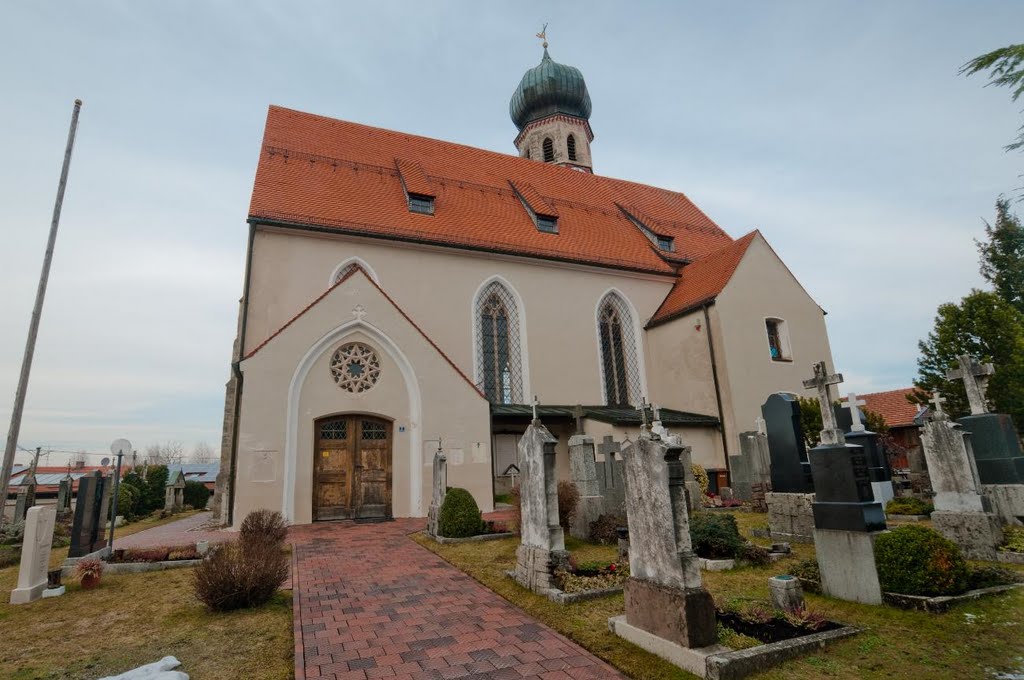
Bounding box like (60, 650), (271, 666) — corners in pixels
(647, 232), (759, 326)
(249, 106), (734, 275)
(861, 388), (924, 427)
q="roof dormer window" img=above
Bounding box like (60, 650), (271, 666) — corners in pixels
(656, 234), (674, 251)
(408, 194), (434, 215)
(536, 215), (558, 233)
(510, 180), (559, 234)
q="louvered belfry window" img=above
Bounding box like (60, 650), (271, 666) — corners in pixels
(543, 137), (555, 163)
(476, 281), (523, 404)
(567, 134), (577, 161)
(598, 293), (640, 406)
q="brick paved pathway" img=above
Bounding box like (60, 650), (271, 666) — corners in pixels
(113, 511), (235, 549)
(290, 519), (625, 680)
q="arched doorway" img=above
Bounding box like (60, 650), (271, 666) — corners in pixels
(313, 415), (393, 521)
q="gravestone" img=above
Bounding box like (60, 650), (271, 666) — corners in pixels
(947, 355), (1024, 484)
(165, 469), (186, 511)
(729, 428), (771, 503)
(13, 485), (35, 524)
(596, 436), (627, 517)
(761, 393), (813, 493)
(10, 506), (57, 604)
(568, 434), (603, 540)
(804, 362), (887, 605)
(836, 393), (895, 507)
(919, 393), (1003, 560)
(512, 413), (569, 594)
(69, 471), (111, 558)
(57, 477), (72, 515)
(427, 447), (446, 538)
(609, 427), (719, 669)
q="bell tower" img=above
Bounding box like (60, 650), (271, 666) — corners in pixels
(510, 36), (594, 173)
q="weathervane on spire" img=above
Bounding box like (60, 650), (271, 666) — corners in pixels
(536, 23), (548, 49)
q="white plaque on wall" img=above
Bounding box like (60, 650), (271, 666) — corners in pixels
(250, 450), (278, 482)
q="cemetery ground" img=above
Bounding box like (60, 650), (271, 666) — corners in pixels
(414, 511), (1024, 679)
(0, 510), (293, 679)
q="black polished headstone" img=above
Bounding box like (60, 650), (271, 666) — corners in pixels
(69, 471), (109, 558)
(957, 413), (1024, 483)
(845, 431), (892, 483)
(809, 443), (886, 532)
(761, 393), (814, 493)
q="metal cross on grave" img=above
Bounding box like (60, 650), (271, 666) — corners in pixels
(843, 392), (867, 433)
(802, 361), (845, 445)
(929, 391), (947, 417)
(946, 354), (995, 416)
(531, 395), (540, 422)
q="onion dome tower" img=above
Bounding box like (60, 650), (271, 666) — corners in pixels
(510, 38), (594, 172)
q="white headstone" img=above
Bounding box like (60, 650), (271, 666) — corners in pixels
(843, 392), (867, 432)
(10, 505), (57, 605)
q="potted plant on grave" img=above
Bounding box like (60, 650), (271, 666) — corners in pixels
(74, 557), (104, 590)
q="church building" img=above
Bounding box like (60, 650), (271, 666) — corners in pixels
(212, 46), (835, 526)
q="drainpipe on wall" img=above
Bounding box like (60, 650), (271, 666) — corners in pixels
(702, 304), (731, 483)
(226, 223), (256, 527)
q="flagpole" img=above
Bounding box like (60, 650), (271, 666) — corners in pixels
(0, 99), (82, 528)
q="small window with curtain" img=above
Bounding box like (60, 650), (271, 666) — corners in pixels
(765, 318), (791, 362)
(567, 134), (577, 161)
(543, 137), (554, 162)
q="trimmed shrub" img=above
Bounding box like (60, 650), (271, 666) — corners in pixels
(117, 483), (139, 520)
(885, 497), (934, 516)
(240, 509), (289, 545)
(193, 509), (289, 612)
(438, 488), (484, 538)
(874, 525), (969, 596)
(791, 558), (821, 586)
(557, 481), (580, 532)
(689, 513), (744, 559)
(184, 481), (212, 510)
(589, 514), (627, 545)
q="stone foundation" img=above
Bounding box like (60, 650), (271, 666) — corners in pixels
(766, 492), (815, 543)
(624, 577), (718, 649)
(931, 510), (1003, 561)
(813, 528), (884, 605)
(514, 544), (569, 594)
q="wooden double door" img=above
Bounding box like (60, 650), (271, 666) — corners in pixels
(314, 415), (392, 521)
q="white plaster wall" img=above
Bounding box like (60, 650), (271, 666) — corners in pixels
(233, 272), (491, 524)
(715, 235), (835, 453)
(245, 228), (677, 409)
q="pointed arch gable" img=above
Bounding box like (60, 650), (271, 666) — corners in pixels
(329, 256), (380, 286)
(471, 275), (530, 404)
(594, 288), (647, 406)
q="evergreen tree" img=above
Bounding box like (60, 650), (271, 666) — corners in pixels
(977, 197), (1024, 313)
(961, 44), (1024, 153)
(914, 290), (1024, 428)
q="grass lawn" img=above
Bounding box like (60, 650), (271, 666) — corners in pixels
(413, 511), (1024, 680)
(0, 511), (293, 679)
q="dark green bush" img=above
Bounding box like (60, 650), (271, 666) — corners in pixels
(689, 513), (744, 559)
(874, 525), (969, 596)
(117, 483), (139, 520)
(438, 487), (484, 538)
(184, 481), (212, 509)
(966, 565), (1023, 590)
(885, 497), (934, 516)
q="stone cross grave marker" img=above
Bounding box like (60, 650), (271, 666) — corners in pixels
(929, 391), (946, 415)
(598, 436), (620, 490)
(802, 361), (845, 445)
(9, 506), (57, 604)
(572, 404), (585, 435)
(946, 354), (994, 416)
(842, 392), (867, 432)
(427, 439), (447, 537)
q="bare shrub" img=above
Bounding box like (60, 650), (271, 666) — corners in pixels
(239, 509), (289, 545)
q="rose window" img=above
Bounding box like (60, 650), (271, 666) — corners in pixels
(330, 343), (381, 393)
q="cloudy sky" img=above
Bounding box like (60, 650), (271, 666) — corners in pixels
(1, 1), (1021, 465)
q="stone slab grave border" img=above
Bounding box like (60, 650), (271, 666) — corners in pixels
(700, 558), (736, 572)
(885, 514), (930, 522)
(883, 583), (1023, 613)
(504, 569), (624, 604)
(996, 551), (1024, 565)
(428, 531), (515, 545)
(608, 615), (859, 680)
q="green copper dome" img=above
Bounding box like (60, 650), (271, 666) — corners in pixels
(510, 48), (592, 131)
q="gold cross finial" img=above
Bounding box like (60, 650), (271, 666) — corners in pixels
(536, 23), (548, 49)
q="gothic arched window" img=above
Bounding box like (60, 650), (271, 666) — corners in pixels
(475, 281), (524, 404)
(543, 137), (554, 163)
(597, 293), (641, 406)
(567, 134), (577, 161)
